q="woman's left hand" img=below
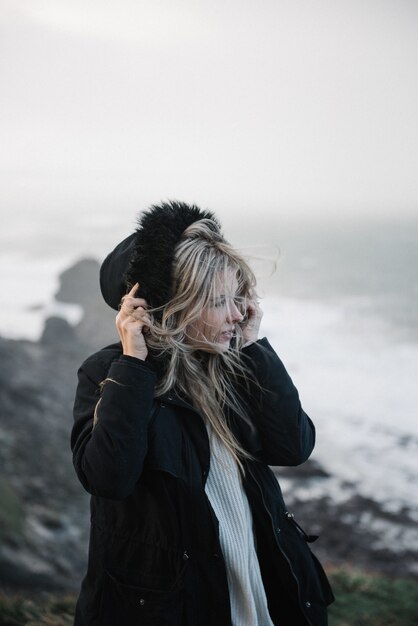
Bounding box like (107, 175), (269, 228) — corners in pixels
(241, 299), (263, 345)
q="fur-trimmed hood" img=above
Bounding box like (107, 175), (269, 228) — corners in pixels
(99, 201), (221, 311)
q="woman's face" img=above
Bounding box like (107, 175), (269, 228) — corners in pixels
(187, 271), (244, 352)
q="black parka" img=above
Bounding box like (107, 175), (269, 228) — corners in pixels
(71, 337), (334, 626)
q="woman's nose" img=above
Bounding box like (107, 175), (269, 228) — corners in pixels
(228, 302), (243, 323)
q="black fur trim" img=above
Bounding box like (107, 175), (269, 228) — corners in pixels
(100, 200), (221, 311)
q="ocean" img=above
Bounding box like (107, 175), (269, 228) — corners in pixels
(1, 212), (417, 539)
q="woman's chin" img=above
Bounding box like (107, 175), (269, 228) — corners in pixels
(215, 337), (233, 352)
(190, 338), (231, 354)
(187, 331), (234, 354)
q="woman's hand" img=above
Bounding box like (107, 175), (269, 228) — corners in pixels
(116, 283), (151, 361)
(241, 299), (263, 345)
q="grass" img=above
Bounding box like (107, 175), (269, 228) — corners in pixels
(328, 567), (418, 626)
(0, 593), (75, 626)
(0, 567), (417, 625)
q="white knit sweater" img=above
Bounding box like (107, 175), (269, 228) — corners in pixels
(204, 426), (275, 626)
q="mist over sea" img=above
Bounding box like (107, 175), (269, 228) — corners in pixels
(1, 211), (417, 553)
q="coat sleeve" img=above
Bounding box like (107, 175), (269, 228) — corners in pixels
(71, 350), (157, 500)
(240, 337), (315, 466)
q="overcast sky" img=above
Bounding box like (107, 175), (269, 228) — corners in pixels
(1, 0), (417, 223)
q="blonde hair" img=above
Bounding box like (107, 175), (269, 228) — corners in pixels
(145, 219), (259, 471)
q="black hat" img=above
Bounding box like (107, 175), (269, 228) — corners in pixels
(100, 200), (221, 311)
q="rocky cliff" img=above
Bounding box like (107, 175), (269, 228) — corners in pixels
(0, 259), (116, 590)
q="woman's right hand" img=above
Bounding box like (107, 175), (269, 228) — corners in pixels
(116, 283), (151, 361)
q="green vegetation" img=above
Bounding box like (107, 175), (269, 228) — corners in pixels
(0, 593), (75, 626)
(328, 567), (418, 626)
(0, 478), (25, 541)
(0, 567), (417, 625)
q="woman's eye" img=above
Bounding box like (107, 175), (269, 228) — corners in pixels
(233, 297), (244, 310)
(211, 296), (226, 308)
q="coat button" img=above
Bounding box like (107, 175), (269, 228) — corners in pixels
(305, 601), (311, 608)
(213, 552), (220, 559)
(183, 550), (189, 561)
(139, 598), (145, 606)
(276, 527), (281, 534)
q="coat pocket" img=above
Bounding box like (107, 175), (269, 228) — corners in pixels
(100, 567), (185, 626)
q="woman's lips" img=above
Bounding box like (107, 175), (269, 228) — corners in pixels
(220, 331), (233, 340)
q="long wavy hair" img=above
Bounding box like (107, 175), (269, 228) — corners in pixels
(145, 219), (259, 470)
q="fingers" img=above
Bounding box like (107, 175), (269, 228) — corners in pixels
(117, 284), (152, 332)
(128, 282), (139, 296)
(246, 301), (257, 316)
(128, 308), (152, 330)
(117, 305), (151, 328)
(115, 285), (151, 360)
(119, 283), (149, 316)
(245, 299), (263, 320)
(240, 298), (263, 345)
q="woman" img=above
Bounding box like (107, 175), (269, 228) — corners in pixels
(71, 200), (334, 626)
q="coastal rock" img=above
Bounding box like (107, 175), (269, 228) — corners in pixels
(0, 328), (90, 591)
(0, 259), (104, 591)
(55, 258), (116, 349)
(40, 316), (78, 346)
